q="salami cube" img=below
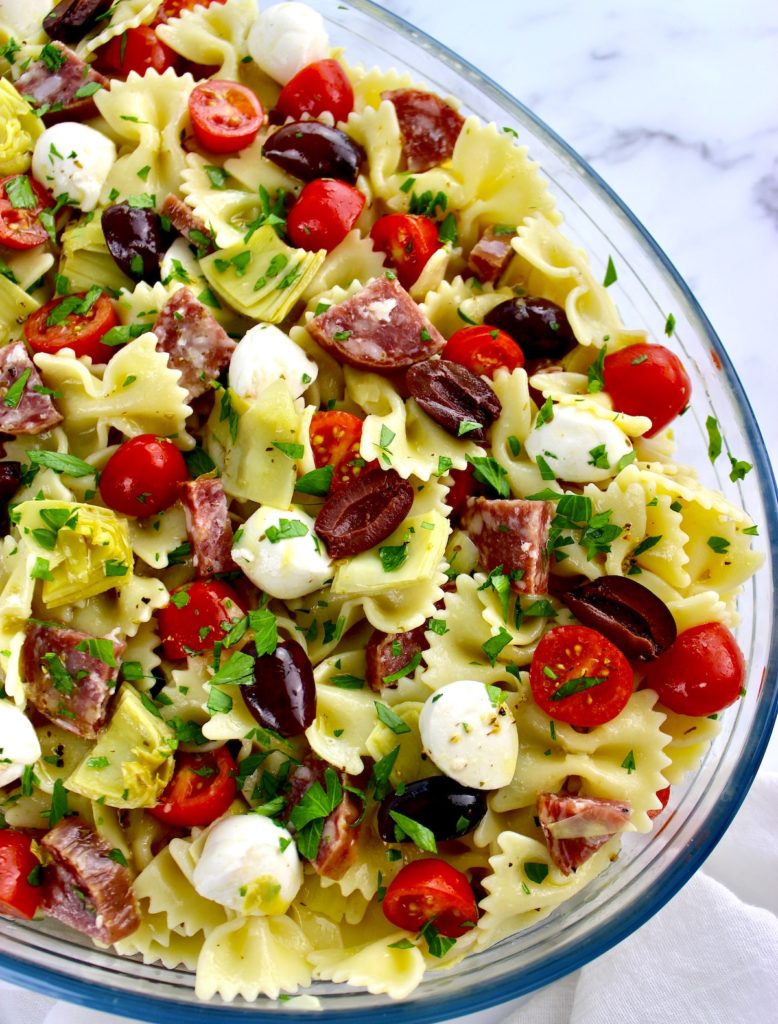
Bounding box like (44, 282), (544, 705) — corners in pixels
(365, 624), (428, 691)
(0, 342), (63, 435)
(467, 226), (516, 284)
(460, 496), (554, 594)
(537, 792), (632, 875)
(382, 89), (465, 173)
(152, 287), (235, 400)
(15, 43), (108, 126)
(161, 194), (214, 254)
(179, 476), (235, 577)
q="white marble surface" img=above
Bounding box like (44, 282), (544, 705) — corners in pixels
(2, 2), (777, 1022)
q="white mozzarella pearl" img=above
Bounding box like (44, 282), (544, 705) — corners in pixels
(0, 700), (42, 788)
(228, 323), (318, 402)
(192, 814), (302, 916)
(232, 505), (331, 599)
(31, 123), (116, 213)
(523, 404), (633, 483)
(247, 3), (330, 85)
(419, 680), (519, 790)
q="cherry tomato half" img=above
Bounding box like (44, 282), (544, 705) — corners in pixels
(309, 410), (377, 492)
(158, 579), (246, 660)
(529, 624), (634, 727)
(96, 26), (179, 77)
(603, 343), (691, 437)
(99, 434), (189, 517)
(287, 179), (365, 253)
(382, 859), (478, 938)
(0, 830), (43, 920)
(188, 80), (264, 154)
(276, 58), (355, 124)
(443, 324), (524, 379)
(369, 213), (441, 290)
(444, 464), (478, 516)
(153, 0), (226, 25)
(0, 174), (51, 251)
(647, 786), (671, 821)
(149, 747), (237, 827)
(641, 621), (745, 717)
(24, 292), (118, 363)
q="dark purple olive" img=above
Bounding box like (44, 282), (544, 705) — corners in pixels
(262, 121), (365, 183)
(377, 776), (488, 843)
(405, 358), (501, 443)
(102, 203), (165, 283)
(560, 575), (677, 661)
(315, 467), (414, 560)
(0, 461), (22, 533)
(43, 0), (113, 42)
(484, 296), (577, 361)
(242, 640), (316, 737)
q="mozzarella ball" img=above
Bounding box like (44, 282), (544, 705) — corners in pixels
(419, 680), (518, 790)
(192, 814), (302, 916)
(247, 2), (330, 84)
(524, 404), (633, 483)
(229, 323), (318, 402)
(32, 123), (116, 212)
(0, 699), (42, 788)
(232, 505), (331, 599)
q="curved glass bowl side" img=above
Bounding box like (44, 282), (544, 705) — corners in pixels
(0, 2), (775, 1022)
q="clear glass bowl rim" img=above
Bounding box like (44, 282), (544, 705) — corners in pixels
(1, 2), (776, 1021)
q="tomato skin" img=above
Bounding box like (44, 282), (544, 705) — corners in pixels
(24, 293), (118, 363)
(647, 786), (671, 821)
(444, 464), (478, 516)
(309, 410), (377, 491)
(97, 26), (179, 77)
(443, 324), (524, 379)
(530, 624), (634, 727)
(603, 344), (691, 437)
(276, 59), (355, 123)
(287, 179), (365, 253)
(149, 747), (237, 827)
(188, 80), (264, 154)
(642, 622), (745, 717)
(369, 214), (441, 290)
(158, 579), (245, 660)
(0, 830), (43, 921)
(0, 175), (52, 250)
(382, 859), (478, 938)
(99, 435), (189, 518)
(153, 0), (226, 25)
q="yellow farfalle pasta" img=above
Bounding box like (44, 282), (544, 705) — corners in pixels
(155, 0), (254, 79)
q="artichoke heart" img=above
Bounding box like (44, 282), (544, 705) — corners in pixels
(60, 214), (134, 295)
(199, 224), (326, 323)
(14, 500), (134, 608)
(65, 686), (176, 808)
(0, 79), (42, 175)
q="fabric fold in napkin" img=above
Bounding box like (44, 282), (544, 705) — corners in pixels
(0, 774), (776, 1024)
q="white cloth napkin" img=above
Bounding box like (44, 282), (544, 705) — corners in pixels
(1, 773), (776, 1024)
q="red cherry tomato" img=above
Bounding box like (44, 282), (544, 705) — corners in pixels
(158, 579), (245, 660)
(287, 179), (365, 253)
(0, 830), (43, 920)
(382, 859), (478, 938)
(99, 434), (189, 517)
(276, 58), (355, 123)
(24, 292), (118, 363)
(369, 214), (441, 290)
(641, 622), (745, 717)
(443, 324), (524, 379)
(0, 174), (51, 250)
(96, 26), (179, 77)
(647, 786), (671, 821)
(603, 344), (691, 437)
(188, 80), (264, 154)
(149, 747), (237, 827)
(309, 410), (378, 492)
(444, 464), (478, 516)
(529, 624), (634, 727)
(153, 0), (226, 25)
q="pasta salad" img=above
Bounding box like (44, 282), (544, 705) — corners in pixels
(0, 0), (763, 1004)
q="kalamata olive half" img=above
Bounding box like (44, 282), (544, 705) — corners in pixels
(315, 467), (414, 560)
(484, 296), (577, 361)
(560, 575), (677, 661)
(242, 640), (316, 737)
(377, 776), (488, 843)
(102, 204), (165, 283)
(405, 358), (502, 443)
(262, 121), (366, 184)
(43, 0), (114, 42)
(0, 461), (22, 533)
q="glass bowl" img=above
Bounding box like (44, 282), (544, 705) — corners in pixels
(1, 1), (776, 1020)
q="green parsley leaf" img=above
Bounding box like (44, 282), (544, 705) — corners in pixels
(419, 920), (457, 958)
(295, 464), (333, 496)
(205, 165), (229, 189)
(481, 626), (512, 666)
(664, 313), (676, 336)
(75, 637), (116, 667)
(466, 454), (510, 497)
(265, 518), (308, 543)
(427, 617), (448, 636)
(28, 449), (95, 479)
(108, 848), (129, 867)
(603, 255), (617, 287)
(86, 756), (111, 769)
(272, 441), (304, 459)
(207, 686), (232, 714)
(588, 444), (610, 470)
(184, 445), (217, 478)
(507, 434), (521, 457)
(39, 43), (67, 72)
(536, 397), (554, 426)
(632, 535), (662, 558)
(249, 607), (278, 656)
(707, 535), (730, 554)
(2, 368), (31, 408)
(587, 347), (606, 393)
(211, 650), (255, 687)
(375, 424), (395, 466)
(74, 81), (102, 99)
(370, 745), (400, 801)
(42, 652), (74, 694)
(438, 212), (458, 246)
(728, 455), (752, 482)
(388, 938), (416, 950)
(621, 750), (636, 774)
(524, 862), (548, 884)
(379, 542), (408, 573)
(5, 175), (36, 209)
(48, 778), (69, 827)
(389, 810), (437, 853)
(615, 450), (636, 473)
(374, 701), (412, 734)
(30, 556), (54, 581)
(330, 674), (365, 689)
(536, 455), (556, 481)
(101, 323), (146, 347)
(706, 416), (722, 463)
(550, 675), (606, 701)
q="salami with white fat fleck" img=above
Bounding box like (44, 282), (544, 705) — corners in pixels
(537, 792), (632, 875)
(0, 342), (63, 435)
(382, 89), (465, 172)
(179, 476), (235, 577)
(152, 287), (235, 400)
(22, 623), (124, 739)
(161, 194), (214, 253)
(365, 625), (429, 692)
(307, 274), (445, 371)
(460, 496), (554, 594)
(15, 43), (108, 126)
(467, 226), (516, 284)
(286, 756), (362, 879)
(41, 818), (140, 943)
